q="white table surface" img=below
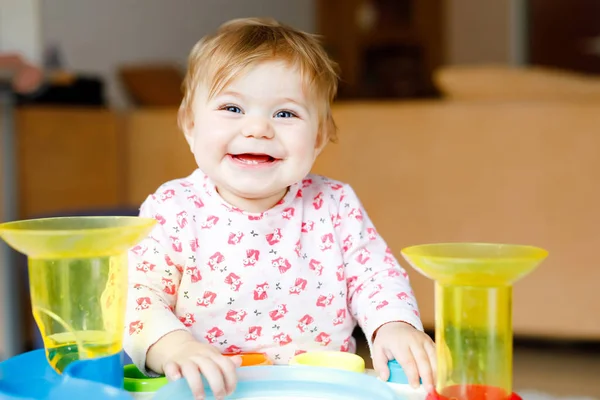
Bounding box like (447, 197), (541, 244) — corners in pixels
(364, 369), (427, 400)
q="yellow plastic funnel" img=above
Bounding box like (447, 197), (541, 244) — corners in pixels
(402, 243), (548, 400)
(0, 216), (155, 373)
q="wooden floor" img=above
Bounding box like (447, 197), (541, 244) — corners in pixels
(513, 340), (600, 398)
(354, 331), (600, 398)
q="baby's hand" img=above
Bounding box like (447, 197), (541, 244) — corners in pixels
(372, 321), (436, 391)
(157, 334), (241, 399)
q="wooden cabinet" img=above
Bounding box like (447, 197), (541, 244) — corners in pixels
(316, 0), (444, 99)
(529, 0), (600, 74)
(14, 107), (124, 219)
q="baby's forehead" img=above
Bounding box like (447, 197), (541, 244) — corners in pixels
(210, 59), (320, 98)
(225, 61), (307, 89)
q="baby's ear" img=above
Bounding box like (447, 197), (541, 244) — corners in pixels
(178, 105), (195, 148)
(314, 114), (336, 156)
(314, 124), (333, 157)
(314, 133), (328, 157)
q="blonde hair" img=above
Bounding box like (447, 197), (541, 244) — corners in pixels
(178, 17), (339, 144)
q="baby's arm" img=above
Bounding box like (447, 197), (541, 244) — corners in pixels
(338, 185), (424, 346)
(339, 185), (436, 387)
(123, 196), (189, 376)
(124, 194), (239, 398)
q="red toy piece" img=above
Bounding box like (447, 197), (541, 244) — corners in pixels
(426, 384), (522, 400)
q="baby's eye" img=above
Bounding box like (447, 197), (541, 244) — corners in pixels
(221, 105), (242, 113)
(275, 110), (297, 118)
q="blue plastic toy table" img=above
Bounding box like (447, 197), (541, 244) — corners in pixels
(0, 349), (418, 399)
(154, 364), (401, 399)
(0, 349), (129, 399)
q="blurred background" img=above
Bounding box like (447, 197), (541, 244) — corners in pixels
(1, 0), (599, 397)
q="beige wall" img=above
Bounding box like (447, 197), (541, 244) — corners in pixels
(446, 0), (525, 65)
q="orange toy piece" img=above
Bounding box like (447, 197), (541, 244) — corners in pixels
(225, 353), (273, 366)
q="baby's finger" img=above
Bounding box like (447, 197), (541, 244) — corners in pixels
(395, 348), (420, 389)
(163, 361), (182, 381)
(230, 355), (243, 367)
(191, 356), (227, 399)
(213, 355), (240, 394)
(371, 345), (391, 381)
(411, 344), (433, 391)
(425, 340), (437, 380)
(180, 360), (206, 399)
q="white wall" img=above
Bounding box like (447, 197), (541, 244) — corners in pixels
(0, 0), (43, 64)
(40, 0), (316, 108)
(445, 0), (527, 66)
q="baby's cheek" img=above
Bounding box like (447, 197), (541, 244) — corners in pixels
(192, 113), (232, 151)
(288, 141), (319, 173)
(191, 135), (228, 168)
(195, 131), (226, 152)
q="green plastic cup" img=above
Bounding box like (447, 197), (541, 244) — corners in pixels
(123, 364), (168, 399)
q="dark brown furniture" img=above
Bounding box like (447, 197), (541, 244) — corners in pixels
(316, 0), (445, 99)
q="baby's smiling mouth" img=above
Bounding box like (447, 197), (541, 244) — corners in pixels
(229, 153), (279, 165)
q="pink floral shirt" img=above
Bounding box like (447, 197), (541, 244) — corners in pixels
(123, 169), (422, 374)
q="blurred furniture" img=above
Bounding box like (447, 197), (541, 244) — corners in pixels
(435, 65), (600, 101)
(4, 66), (600, 340)
(316, 0), (443, 99)
(528, 0), (600, 74)
(15, 107), (124, 218)
(123, 109), (195, 204)
(15, 72), (106, 107)
(118, 64), (183, 107)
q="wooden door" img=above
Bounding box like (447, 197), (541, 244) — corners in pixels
(316, 0), (444, 99)
(528, 0), (600, 74)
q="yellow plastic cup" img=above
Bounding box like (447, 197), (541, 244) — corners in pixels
(0, 216), (155, 373)
(402, 243), (548, 400)
(289, 351), (365, 373)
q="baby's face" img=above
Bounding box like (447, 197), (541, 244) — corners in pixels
(187, 60), (320, 210)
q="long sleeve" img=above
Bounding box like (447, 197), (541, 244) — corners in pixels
(123, 195), (188, 375)
(338, 185), (423, 349)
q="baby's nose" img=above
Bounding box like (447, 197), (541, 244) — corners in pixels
(242, 117), (274, 139)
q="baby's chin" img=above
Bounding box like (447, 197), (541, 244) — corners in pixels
(217, 183), (290, 209)
(235, 186), (289, 202)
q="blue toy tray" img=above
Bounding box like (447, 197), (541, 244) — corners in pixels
(154, 365), (401, 399)
(0, 350), (413, 399)
(0, 349), (130, 400)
